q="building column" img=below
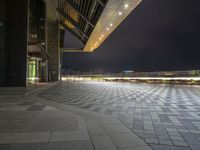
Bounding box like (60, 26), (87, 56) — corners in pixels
(46, 3), (60, 82)
(4, 0), (29, 87)
(46, 1), (60, 82)
(0, 0), (5, 86)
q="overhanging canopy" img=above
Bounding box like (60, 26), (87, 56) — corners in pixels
(58, 0), (142, 52)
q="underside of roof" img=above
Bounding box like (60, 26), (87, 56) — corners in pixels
(58, 0), (142, 52)
(58, 0), (107, 45)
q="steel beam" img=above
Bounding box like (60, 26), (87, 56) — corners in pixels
(60, 21), (86, 45)
(57, 9), (89, 39)
(95, 0), (105, 7)
(65, 0), (95, 27)
(61, 48), (84, 52)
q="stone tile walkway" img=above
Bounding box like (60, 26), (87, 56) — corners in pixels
(0, 96), (93, 150)
(39, 81), (200, 150)
(0, 83), (151, 150)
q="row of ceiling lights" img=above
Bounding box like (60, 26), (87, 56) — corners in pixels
(92, 3), (129, 49)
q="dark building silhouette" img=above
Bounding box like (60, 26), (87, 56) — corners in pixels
(0, 0), (140, 86)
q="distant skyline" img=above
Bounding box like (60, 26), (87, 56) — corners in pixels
(63, 0), (200, 73)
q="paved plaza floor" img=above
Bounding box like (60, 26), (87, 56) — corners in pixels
(39, 81), (200, 150)
(0, 82), (151, 150)
(0, 97), (94, 150)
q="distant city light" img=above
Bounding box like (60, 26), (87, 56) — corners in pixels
(106, 28), (110, 31)
(110, 23), (113, 26)
(123, 70), (134, 74)
(103, 77), (200, 81)
(101, 34), (104, 37)
(62, 76), (200, 82)
(118, 12), (122, 15)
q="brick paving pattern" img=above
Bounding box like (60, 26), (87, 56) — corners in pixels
(0, 96), (94, 150)
(40, 81), (200, 150)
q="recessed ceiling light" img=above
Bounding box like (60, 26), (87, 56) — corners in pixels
(118, 12), (122, 15)
(99, 37), (102, 40)
(125, 4), (129, 8)
(107, 28), (110, 31)
(101, 34), (104, 37)
(110, 23), (113, 26)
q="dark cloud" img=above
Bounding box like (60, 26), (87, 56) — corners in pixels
(63, 0), (200, 72)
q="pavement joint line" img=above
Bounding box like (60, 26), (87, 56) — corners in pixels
(48, 130), (53, 143)
(85, 125), (97, 150)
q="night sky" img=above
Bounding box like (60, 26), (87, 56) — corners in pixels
(62, 0), (200, 73)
